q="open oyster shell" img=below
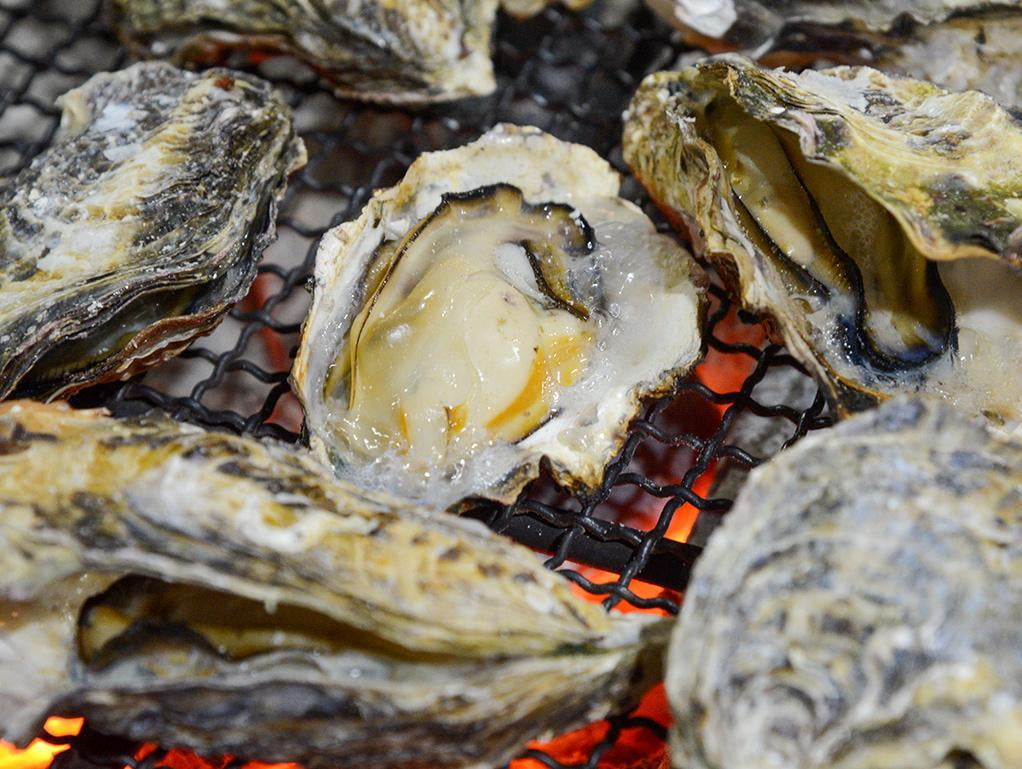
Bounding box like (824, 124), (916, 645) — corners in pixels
(293, 124), (706, 509)
(667, 396), (1022, 769)
(0, 401), (666, 769)
(647, 1), (1022, 107)
(0, 61), (304, 400)
(500, 0), (593, 18)
(106, 0), (498, 104)
(623, 56), (1022, 430)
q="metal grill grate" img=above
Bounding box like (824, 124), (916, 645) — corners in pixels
(1, 1), (834, 766)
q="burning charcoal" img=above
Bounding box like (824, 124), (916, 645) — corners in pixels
(0, 401), (667, 769)
(667, 396), (1022, 769)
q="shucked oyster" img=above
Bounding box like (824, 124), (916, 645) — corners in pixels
(106, 0), (497, 104)
(624, 56), (1022, 430)
(647, 1), (1022, 107)
(667, 396), (1022, 769)
(293, 124), (706, 508)
(0, 401), (666, 769)
(0, 62), (304, 400)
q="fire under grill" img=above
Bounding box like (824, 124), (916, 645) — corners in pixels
(0, 1), (834, 768)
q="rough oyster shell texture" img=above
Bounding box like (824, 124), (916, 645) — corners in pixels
(623, 56), (1022, 431)
(646, 1), (1022, 107)
(0, 400), (666, 769)
(105, 0), (498, 104)
(667, 396), (1022, 769)
(0, 61), (304, 400)
(292, 124), (707, 509)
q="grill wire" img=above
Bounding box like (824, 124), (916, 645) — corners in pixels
(1, 1), (835, 766)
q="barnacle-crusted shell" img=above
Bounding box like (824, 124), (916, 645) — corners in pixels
(0, 401), (666, 769)
(623, 56), (1022, 430)
(0, 61), (304, 400)
(667, 396), (1022, 769)
(105, 0), (497, 104)
(293, 124), (706, 509)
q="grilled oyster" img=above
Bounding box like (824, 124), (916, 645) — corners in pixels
(647, 2), (1022, 107)
(293, 124), (706, 509)
(667, 396), (1022, 769)
(0, 62), (304, 400)
(0, 400), (666, 769)
(106, 0), (497, 104)
(623, 56), (1022, 431)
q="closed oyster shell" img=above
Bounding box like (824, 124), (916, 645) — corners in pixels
(0, 401), (666, 768)
(0, 62), (304, 400)
(648, 1), (1022, 107)
(667, 396), (1022, 769)
(292, 124), (706, 509)
(623, 56), (1022, 431)
(105, 0), (497, 104)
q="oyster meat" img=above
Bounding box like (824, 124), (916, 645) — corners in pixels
(0, 401), (666, 769)
(667, 396), (1022, 769)
(500, 0), (593, 18)
(0, 62), (304, 400)
(106, 0), (498, 104)
(647, 1), (1022, 107)
(293, 124), (707, 509)
(624, 56), (1022, 431)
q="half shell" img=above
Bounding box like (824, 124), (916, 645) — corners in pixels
(293, 124), (706, 509)
(105, 0), (498, 104)
(667, 396), (1022, 769)
(0, 401), (666, 768)
(623, 56), (1022, 430)
(0, 62), (304, 400)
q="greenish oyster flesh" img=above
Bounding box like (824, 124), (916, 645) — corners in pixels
(292, 124), (707, 509)
(0, 400), (666, 769)
(623, 56), (1022, 430)
(0, 61), (305, 401)
(667, 396), (1022, 769)
(105, 0), (497, 104)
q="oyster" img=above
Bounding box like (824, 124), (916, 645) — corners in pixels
(647, 2), (1022, 107)
(0, 400), (666, 768)
(645, 1), (1015, 55)
(105, 0), (497, 104)
(623, 56), (1022, 430)
(667, 396), (1022, 769)
(0, 62), (304, 400)
(293, 124), (706, 509)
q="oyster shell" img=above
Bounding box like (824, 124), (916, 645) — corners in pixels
(667, 396), (1022, 769)
(105, 0), (498, 104)
(648, 1), (1022, 107)
(0, 400), (666, 768)
(293, 124), (707, 509)
(0, 62), (304, 400)
(623, 56), (1022, 430)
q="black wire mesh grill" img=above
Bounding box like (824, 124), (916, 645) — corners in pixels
(1, 1), (835, 766)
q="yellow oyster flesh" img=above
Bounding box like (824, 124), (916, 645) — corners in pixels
(294, 124), (707, 508)
(331, 184), (596, 472)
(624, 56), (1022, 429)
(0, 400), (667, 767)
